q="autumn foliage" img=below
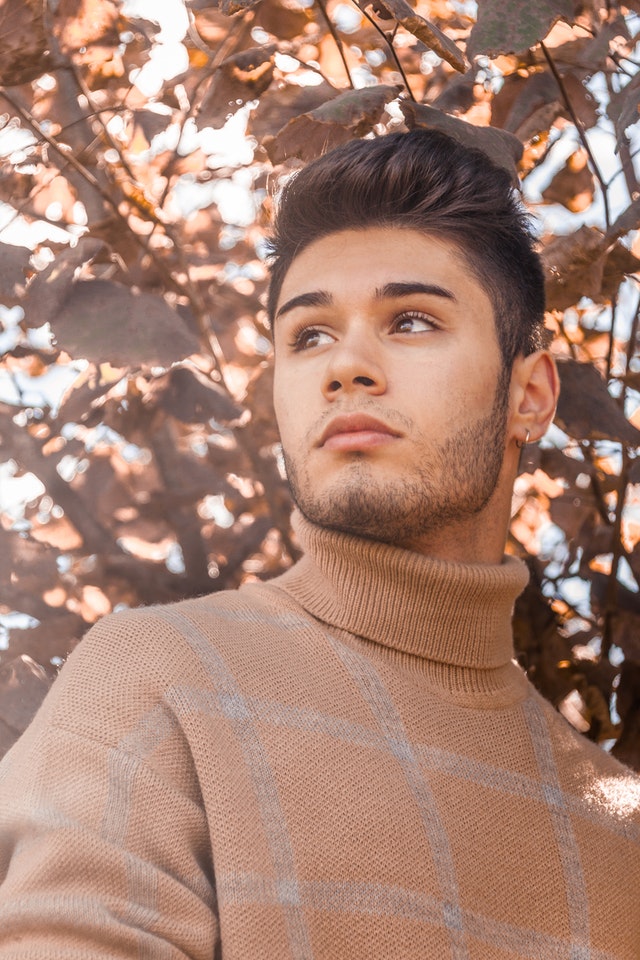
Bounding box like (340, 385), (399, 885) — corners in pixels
(1, 0), (640, 767)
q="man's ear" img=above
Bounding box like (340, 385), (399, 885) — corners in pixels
(509, 350), (559, 444)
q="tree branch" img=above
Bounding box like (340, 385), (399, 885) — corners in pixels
(0, 407), (116, 556)
(602, 292), (640, 656)
(315, 0), (356, 89)
(541, 42), (611, 231)
(354, 4), (416, 101)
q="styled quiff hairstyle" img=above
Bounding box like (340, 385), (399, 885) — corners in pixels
(266, 129), (546, 368)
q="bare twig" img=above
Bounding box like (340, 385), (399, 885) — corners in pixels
(3, 55), (239, 395)
(604, 72), (639, 203)
(315, 0), (356, 89)
(164, 230), (230, 385)
(0, 90), (118, 216)
(148, 416), (212, 591)
(602, 292), (640, 656)
(606, 288), (618, 382)
(284, 53), (333, 86)
(541, 42), (611, 231)
(0, 163), (70, 238)
(155, 14), (255, 217)
(555, 314), (580, 359)
(580, 442), (616, 529)
(0, 406), (116, 555)
(66, 59), (139, 187)
(354, 5), (416, 101)
(602, 450), (630, 658)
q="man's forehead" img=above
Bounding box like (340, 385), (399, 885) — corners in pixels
(273, 226), (480, 315)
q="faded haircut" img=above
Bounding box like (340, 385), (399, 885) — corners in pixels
(265, 129), (546, 369)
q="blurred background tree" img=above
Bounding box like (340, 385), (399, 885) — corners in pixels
(1, 0), (640, 768)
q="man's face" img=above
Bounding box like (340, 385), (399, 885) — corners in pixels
(272, 227), (514, 551)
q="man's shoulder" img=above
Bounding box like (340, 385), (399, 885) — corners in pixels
(524, 684), (640, 826)
(113, 576), (302, 644)
(71, 575), (302, 671)
(38, 577), (307, 743)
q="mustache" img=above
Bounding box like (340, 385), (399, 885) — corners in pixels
(306, 400), (415, 446)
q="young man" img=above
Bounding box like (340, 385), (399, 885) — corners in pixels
(0, 130), (638, 958)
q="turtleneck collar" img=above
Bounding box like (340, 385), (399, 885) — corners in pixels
(273, 511), (529, 673)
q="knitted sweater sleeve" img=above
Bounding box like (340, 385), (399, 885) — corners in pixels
(0, 609), (219, 959)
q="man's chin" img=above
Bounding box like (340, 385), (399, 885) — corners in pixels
(290, 484), (438, 545)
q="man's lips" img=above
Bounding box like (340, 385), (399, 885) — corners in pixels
(318, 414), (402, 451)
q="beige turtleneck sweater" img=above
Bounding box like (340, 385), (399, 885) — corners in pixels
(0, 513), (638, 958)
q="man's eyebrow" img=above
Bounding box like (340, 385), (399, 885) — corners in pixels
(275, 282), (455, 320)
(375, 281), (457, 302)
(275, 290), (333, 320)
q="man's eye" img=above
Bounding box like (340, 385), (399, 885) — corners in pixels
(393, 312), (435, 333)
(289, 327), (333, 351)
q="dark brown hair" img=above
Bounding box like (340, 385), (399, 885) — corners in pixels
(266, 129), (546, 368)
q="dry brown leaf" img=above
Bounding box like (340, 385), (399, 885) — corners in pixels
(363, 0), (466, 72)
(555, 358), (640, 445)
(467, 0), (573, 58)
(149, 366), (243, 424)
(0, 656), (51, 738)
(541, 225), (608, 311)
(0, 0), (48, 85)
(50, 281), (201, 368)
(265, 84), (401, 164)
(541, 150), (594, 212)
(198, 45), (277, 129)
(400, 100), (523, 185)
(53, 0), (120, 54)
(0, 243), (30, 308)
(23, 238), (107, 329)
(249, 82), (340, 142)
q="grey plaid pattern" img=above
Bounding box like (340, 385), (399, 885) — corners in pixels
(141, 604), (637, 959)
(1, 584), (638, 958)
(325, 632), (468, 958)
(157, 605), (316, 959)
(115, 680), (639, 847)
(522, 699), (591, 958)
(216, 874), (618, 960)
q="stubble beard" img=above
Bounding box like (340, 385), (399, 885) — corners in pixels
(282, 381), (510, 545)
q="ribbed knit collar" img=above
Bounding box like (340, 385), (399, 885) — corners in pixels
(274, 511), (529, 672)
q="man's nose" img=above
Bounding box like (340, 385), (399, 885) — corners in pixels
(321, 335), (387, 399)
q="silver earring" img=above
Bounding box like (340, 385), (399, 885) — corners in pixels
(516, 430), (531, 450)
